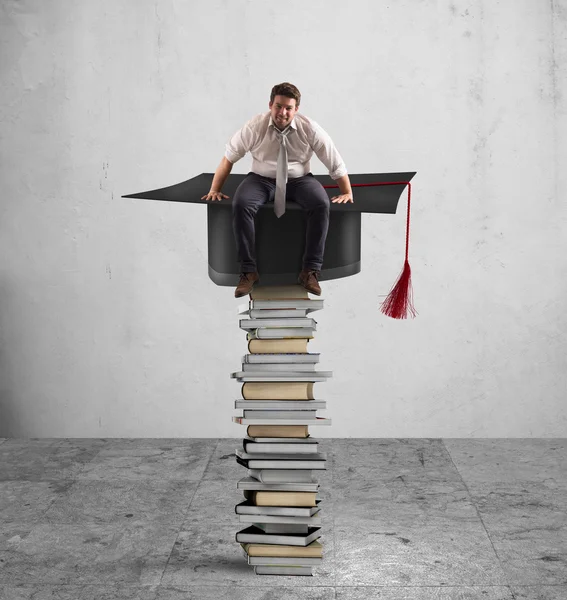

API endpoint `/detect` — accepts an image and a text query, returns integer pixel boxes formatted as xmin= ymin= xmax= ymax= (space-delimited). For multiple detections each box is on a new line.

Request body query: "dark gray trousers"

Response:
xmin=232 ymin=172 xmax=330 ymax=273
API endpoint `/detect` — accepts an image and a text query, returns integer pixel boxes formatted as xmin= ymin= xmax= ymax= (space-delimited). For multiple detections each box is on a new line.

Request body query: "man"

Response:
xmin=201 ymin=82 xmax=353 ymax=298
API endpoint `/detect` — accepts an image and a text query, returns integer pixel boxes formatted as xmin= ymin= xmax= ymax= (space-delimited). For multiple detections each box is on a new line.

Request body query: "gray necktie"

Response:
xmin=274 ymin=126 xmax=292 ymax=218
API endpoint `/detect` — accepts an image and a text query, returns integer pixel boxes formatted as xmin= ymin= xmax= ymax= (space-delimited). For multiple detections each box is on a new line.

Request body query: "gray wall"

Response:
xmin=1 ymin=0 xmax=566 ymax=437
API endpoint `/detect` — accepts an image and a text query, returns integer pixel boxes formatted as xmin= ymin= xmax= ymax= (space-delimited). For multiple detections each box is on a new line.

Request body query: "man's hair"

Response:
xmin=270 ymin=82 xmax=301 ymax=107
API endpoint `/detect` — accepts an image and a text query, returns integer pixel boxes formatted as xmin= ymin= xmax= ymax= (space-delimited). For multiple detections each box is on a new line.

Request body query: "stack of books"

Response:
xmin=231 ymin=284 xmax=332 ymax=576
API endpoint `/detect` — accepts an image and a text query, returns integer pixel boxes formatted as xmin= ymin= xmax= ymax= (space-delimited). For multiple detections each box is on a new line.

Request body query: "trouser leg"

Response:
xmin=286 ymin=173 xmax=330 ymax=271
xmin=232 ymin=172 xmax=274 ymax=272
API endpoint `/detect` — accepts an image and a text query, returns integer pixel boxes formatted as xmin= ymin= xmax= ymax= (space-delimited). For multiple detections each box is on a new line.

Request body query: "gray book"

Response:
xmin=235 ymin=500 xmax=321 ymax=517
xmin=236 ymin=401 xmax=326 ymax=411
xmin=238 ymin=513 xmax=322 ymax=526
xmin=243 ymin=410 xmax=318 ymax=420
xmin=244 ymin=308 xmax=309 ymax=318
xmin=242 ymin=548 xmax=322 ymax=567
xmin=243 ymin=353 xmax=320 ymax=364
xmin=254 ymin=565 xmax=313 ymax=575
xmin=255 ymin=523 xmax=309 ymax=534
xmin=236 ymin=525 xmax=322 ymax=546
xmin=242 ymin=362 xmax=316 ymax=372
xmin=248 ymin=468 xmax=315 ymax=482
xmin=247 ymin=327 xmax=315 ymax=339
xmin=244 ymin=439 xmax=320 ymax=454
xmin=236 ymin=449 xmax=326 ymax=461
xmin=245 ymin=436 xmax=318 ymax=444
xmin=233 ymin=416 xmax=332 ymax=426
xmin=247 ymin=299 xmax=324 ymax=310
xmin=231 ymin=372 xmax=331 ymax=381
xmin=240 ymin=317 xmax=317 ymax=329
xmin=237 ymin=476 xmax=319 ymax=493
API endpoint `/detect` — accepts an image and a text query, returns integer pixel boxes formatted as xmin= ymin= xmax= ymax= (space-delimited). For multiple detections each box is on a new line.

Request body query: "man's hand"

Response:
xmin=201 ymin=190 xmax=230 ymax=201
xmin=331 ymin=193 xmax=353 ymax=204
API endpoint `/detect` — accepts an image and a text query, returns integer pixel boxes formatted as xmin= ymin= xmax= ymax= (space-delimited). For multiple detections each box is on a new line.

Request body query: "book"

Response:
xmin=237 ymin=477 xmax=319 ymax=493
xmin=242 ymin=410 xmax=318 ymax=420
xmin=236 ymin=525 xmax=322 ymax=546
xmin=242 ymin=362 xmax=316 ymax=372
xmin=243 ymin=353 xmax=319 ymax=364
xmin=240 ymin=308 xmax=311 ymax=318
xmin=244 ymin=552 xmax=322 ymax=566
xmin=238 ymin=512 xmax=322 ymax=526
xmin=243 ymin=490 xmax=318 ymax=507
xmin=241 ymin=539 xmax=323 ymax=558
xmin=239 ymin=317 xmax=317 ymax=329
xmin=235 ymin=500 xmax=321 ymax=517
xmin=236 ymin=450 xmax=327 ymax=461
xmin=232 ymin=372 xmax=331 ymax=382
xmin=248 ymin=338 xmax=309 ymax=353
xmin=236 ymin=401 xmax=326 ymax=411
xmin=247 ymin=327 xmax=315 ymax=340
xmin=248 ymin=468 xmax=315 ymax=482
xmin=247 ymin=425 xmax=309 ymax=438
xmin=243 ymin=438 xmax=320 ymax=453
xmin=254 ymin=565 xmax=313 ymax=576
xmin=234 ymin=416 xmax=331 ymax=427
xmin=247 ymin=299 xmax=324 ymax=310
xmin=237 ymin=456 xmax=326 ymax=470
xmin=245 ymin=435 xmax=316 ymax=443
xmin=254 ymin=523 xmax=309 ymax=534
xmin=250 ymin=285 xmax=309 ymax=300
xmin=242 ymin=382 xmax=315 ymax=400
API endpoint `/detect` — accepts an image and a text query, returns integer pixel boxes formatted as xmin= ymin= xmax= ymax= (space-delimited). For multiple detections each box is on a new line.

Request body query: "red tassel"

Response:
xmin=380 ymin=259 xmax=416 ymax=319
xmin=380 ymin=180 xmax=416 ymax=319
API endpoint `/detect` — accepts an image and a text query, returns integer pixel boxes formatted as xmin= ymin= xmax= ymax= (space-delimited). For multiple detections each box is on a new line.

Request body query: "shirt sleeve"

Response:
xmin=224 ymin=119 xmax=257 ymax=164
xmin=309 ymin=121 xmax=348 ymax=180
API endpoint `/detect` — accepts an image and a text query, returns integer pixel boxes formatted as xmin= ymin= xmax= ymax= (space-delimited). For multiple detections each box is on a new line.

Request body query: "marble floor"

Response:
xmin=0 ymin=438 xmax=565 ymax=599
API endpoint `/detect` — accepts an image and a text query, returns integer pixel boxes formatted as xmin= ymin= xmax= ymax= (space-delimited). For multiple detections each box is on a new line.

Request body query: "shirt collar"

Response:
xmin=269 ymin=114 xmax=297 ymax=132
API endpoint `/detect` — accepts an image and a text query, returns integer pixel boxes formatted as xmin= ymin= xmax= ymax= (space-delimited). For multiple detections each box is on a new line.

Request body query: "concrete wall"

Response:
xmin=1 ymin=0 xmax=566 ymax=437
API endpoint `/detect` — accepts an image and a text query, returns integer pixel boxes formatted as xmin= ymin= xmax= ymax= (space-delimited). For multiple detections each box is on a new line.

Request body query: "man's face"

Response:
xmin=269 ymin=95 xmax=298 ymax=130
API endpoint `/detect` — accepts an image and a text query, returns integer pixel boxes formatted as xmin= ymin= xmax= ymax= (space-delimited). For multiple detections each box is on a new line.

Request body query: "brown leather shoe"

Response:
xmin=235 ymin=271 xmax=259 ymax=298
xmin=298 ymin=269 xmax=321 ymax=296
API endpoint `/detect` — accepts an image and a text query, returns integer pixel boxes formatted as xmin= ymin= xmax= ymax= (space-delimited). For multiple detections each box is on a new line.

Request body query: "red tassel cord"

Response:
xmin=323 ymin=180 xmax=417 ymax=319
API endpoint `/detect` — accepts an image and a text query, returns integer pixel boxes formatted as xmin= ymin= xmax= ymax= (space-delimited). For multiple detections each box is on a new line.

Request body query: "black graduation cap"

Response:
xmin=123 ymin=171 xmax=417 ymax=317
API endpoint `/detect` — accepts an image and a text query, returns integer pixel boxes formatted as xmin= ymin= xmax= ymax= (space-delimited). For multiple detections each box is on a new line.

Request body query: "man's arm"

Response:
xmin=331 ymin=174 xmax=354 ymax=204
xmin=201 ymin=157 xmax=233 ymax=201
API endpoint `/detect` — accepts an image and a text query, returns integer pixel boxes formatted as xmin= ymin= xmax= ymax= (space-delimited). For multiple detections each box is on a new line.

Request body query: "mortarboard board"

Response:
xmin=123 ymin=171 xmax=417 ymax=318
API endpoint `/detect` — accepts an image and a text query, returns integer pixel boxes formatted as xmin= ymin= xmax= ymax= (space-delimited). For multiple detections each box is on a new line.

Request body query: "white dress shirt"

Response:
xmin=224 ymin=112 xmax=347 ymax=180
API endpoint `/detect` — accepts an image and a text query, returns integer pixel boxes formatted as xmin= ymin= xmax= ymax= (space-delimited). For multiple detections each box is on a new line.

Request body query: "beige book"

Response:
xmin=247 ymin=424 xmax=309 ymax=438
xmin=242 ymin=540 xmax=322 ymax=558
xmin=248 ymin=338 xmax=309 ymax=354
xmin=242 ymin=382 xmax=314 ymax=400
xmin=245 ymin=490 xmax=317 ymax=507
xmin=250 ymin=285 xmax=309 ymax=300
